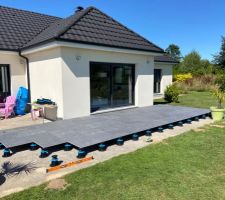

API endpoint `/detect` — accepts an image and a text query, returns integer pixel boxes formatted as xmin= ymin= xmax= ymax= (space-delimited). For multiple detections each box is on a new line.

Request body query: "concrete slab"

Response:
xmin=0 ymin=114 xmax=50 ymax=131
xmin=0 ymin=105 xmax=210 ymax=149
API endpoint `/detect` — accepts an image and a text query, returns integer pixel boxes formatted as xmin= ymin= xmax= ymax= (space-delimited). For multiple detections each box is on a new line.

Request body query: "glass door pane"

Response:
xmin=154 ymin=69 xmax=162 ymax=93
xmin=0 ymin=65 xmax=10 ymax=100
xmin=90 ymin=63 xmax=110 ymax=112
xmin=112 ymin=65 xmax=134 ymax=106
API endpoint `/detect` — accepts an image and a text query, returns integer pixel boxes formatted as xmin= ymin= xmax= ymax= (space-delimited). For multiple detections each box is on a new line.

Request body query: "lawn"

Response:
xmin=155 ymin=91 xmax=220 ymax=109
xmin=2 ymin=122 xmax=225 ymax=200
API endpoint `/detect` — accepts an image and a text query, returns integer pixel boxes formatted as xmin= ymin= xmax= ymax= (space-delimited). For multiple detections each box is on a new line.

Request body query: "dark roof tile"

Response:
xmin=154 ymin=55 xmax=179 ymax=64
xmin=24 ymin=7 xmax=164 ymax=53
xmin=0 ymin=5 xmax=61 ymax=50
xmin=0 ymin=6 xmax=164 ymax=53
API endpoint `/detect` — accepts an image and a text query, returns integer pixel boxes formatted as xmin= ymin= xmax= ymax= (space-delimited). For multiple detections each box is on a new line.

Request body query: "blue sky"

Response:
xmin=0 ymin=0 xmax=224 ymax=60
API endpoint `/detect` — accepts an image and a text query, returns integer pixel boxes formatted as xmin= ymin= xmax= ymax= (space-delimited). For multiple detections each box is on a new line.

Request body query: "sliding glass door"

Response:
xmin=90 ymin=62 xmax=135 ymax=112
xmin=0 ymin=65 xmax=10 ymax=100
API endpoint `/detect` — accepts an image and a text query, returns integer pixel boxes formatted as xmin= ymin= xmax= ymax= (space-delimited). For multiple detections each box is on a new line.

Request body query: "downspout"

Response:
xmin=19 ymin=51 xmax=31 ymax=103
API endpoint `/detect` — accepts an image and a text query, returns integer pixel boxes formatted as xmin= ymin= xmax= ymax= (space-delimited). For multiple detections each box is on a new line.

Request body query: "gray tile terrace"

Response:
xmin=0 ymin=105 xmax=210 ymax=149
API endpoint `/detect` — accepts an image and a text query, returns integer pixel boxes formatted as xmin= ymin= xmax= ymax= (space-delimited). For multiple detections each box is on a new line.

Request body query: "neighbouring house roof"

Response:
xmin=0 ymin=5 xmax=164 ymax=53
xmin=0 ymin=6 xmax=61 ymax=51
xmin=154 ymin=55 xmax=179 ymax=64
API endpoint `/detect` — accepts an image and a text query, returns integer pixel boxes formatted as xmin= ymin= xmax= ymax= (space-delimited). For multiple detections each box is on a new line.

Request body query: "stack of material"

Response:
xmin=44 ymin=104 xmax=58 ymax=121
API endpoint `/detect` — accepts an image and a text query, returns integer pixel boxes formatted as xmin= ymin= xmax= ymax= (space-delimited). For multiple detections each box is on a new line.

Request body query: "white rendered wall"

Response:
xmin=154 ymin=63 xmax=173 ymax=94
xmin=25 ymin=46 xmax=155 ymax=120
xmin=27 ymin=48 xmax=64 ymax=118
xmin=61 ymin=47 xmax=155 ymax=119
xmin=0 ymin=51 xmax=27 ymax=96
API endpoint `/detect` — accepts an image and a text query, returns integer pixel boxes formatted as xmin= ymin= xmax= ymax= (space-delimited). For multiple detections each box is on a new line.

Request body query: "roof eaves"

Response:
xmin=21 ymin=37 xmax=164 ymax=54
xmin=56 ymin=38 xmax=164 ymax=53
xmin=155 ymin=60 xmax=179 ymax=64
xmin=20 ymin=38 xmax=56 ymax=51
xmin=0 ymin=47 xmax=19 ymax=52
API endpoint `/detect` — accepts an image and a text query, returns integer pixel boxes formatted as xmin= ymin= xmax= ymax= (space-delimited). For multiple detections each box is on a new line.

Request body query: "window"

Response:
xmin=0 ymin=65 xmax=10 ymax=99
xmin=154 ymin=69 xmax=162 ymax=93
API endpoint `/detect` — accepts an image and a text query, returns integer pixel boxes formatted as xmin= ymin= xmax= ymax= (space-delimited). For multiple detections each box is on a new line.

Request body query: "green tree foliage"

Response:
xmin=177 ymin=50 xmax=212 ymax=75
xmin=201 ymin=59 xmax=213 ymax=74
xmin=181 ymin=50 xmax=201 ymax=73
xmin=165 ymin=44 xmax=181 ymax=62
xmin=213 ymin=36 xmax=225 ymax=70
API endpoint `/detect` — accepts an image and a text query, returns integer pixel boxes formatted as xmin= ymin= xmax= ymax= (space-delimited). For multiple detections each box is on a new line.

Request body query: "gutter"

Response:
xmin=19 ymin=51 xmax=31 ymax=103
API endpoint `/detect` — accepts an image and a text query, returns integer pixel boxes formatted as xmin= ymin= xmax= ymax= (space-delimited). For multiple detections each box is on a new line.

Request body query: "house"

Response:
xmin=0 ymin=5 xmax=178 ymax=119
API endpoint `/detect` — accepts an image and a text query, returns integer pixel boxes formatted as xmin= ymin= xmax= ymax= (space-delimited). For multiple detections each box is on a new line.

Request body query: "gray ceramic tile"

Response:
xmin=0 ymin=105 xmax=210 ymax=149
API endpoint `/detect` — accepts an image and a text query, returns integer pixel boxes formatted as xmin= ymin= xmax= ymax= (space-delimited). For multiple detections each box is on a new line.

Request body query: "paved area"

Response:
xmin=0 ymin=117 xmax=213 ymax=198
xmin=0 ymin=114 xmax=50 ymax=131
xmin=153 ymin=93 xmax=164 ymax=99
xmin=0 ymin=105 xmax=210 ymax=149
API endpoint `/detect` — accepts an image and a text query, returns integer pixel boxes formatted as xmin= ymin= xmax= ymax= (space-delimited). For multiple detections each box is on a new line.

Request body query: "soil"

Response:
xmin=46 ymin=178 xmax=69 ymax=190
xmin=194 ymin=128 xmax=206 ymax=132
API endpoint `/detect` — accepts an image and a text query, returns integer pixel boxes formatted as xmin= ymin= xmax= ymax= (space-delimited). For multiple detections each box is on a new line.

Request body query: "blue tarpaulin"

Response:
xmin=15 ymin=87 xmax=29 ymax=115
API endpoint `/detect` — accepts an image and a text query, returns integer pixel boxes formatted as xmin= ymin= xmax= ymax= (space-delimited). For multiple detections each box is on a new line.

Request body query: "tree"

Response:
xmin=181 ymin=50 xmax=201 ymax=74
xmin=200 ymin=59 xmax=213 ymax=74
xmin=165 ymin=44 xmax=181 ymax=62
xmin=180 ymin=50 xmax=212 ymax=75
xmin=213 ymin=36 xmax=225 ymax=70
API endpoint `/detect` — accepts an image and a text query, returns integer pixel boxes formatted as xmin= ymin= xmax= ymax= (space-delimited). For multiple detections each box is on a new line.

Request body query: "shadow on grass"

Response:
xmin=154 ymin=101 xmax=169 ymax=105
xmin=154 ymin=100 xmax=181 ymax=106
xmin=0 ymin=161 xmax=37 ymax=186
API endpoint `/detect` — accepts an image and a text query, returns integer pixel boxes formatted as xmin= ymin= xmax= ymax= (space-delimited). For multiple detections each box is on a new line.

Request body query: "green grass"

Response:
xmin=3 ymin=122 xmax=225 ymax=200
xmin=155 ymin=91 xmax=220 ymax=109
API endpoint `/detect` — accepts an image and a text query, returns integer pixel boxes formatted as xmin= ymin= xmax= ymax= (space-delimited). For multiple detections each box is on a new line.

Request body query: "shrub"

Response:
xmin=215 ymin=75 xmax=225 ymax=92
xmin=164 ymin=84 xmax=180 ymax=103
xmin=212 ymin=75 xmax=225 ymax=108
xmin=174 ymin=73 xmax=193 ymax=82
xmin=175 ymin=75 xmax=216 ymax=93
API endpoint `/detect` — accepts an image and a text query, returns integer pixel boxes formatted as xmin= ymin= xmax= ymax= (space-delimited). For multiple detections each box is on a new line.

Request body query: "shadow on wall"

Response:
xmin=0 ymin=161 xmax=37 ymax=186
xmin=62 ymin=49 xmax=154 ymax=78
xmin=63 ymin=53 xmax=89 ymax=78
